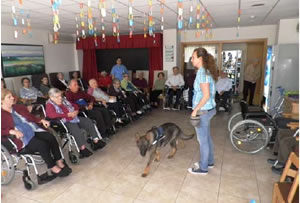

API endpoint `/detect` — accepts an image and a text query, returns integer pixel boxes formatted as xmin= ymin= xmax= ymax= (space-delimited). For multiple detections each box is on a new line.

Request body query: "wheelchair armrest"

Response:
xmin=45 ymin=118 xmax=69 ymax=133
xmin=244 ymin=112 xmax=269 ymax=119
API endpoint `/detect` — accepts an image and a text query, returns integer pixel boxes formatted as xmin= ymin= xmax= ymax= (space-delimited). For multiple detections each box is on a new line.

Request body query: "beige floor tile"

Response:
xmin=257 ymin=180 xmax=276 ymax=203
xmin=2 ymin=193 xmax=41 ymax=203
xmin=182 ymin=173 xmax=221 ymax=193
xmin=218 ymin=194 xmax=258 ymax=203
xmin=222 ymin=161 xmax=256 ymax=179
xmin=219 ymin=174 xmax=259 ymax=199
xmin=105 ymin=174 xmax=149 ymax=198
xmin=176 ymin=185 xmax=218 ymax=203
xmin=92 ymin=191 xmax=135 ymax=203
xmin=51 ymin=183 xmax=102 ymax=203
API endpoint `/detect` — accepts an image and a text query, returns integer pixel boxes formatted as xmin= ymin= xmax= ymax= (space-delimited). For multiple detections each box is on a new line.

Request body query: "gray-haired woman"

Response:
xmin=46 ymin=88 xmax=106 ymax=158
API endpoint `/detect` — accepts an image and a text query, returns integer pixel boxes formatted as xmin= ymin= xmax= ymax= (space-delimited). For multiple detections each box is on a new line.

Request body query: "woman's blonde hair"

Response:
xmin=1 ymin=88 xmax=12 ymax=101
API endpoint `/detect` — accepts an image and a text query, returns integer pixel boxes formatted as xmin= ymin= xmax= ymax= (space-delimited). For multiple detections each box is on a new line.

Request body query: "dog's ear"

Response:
xmin=146 ymin=132 xmax=152 ymax=141
xmin=135 ymin=133 xmax=140 ymax=141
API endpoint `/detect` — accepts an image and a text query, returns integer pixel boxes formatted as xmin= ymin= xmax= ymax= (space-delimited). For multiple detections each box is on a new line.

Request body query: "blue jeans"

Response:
xmin=194 ymin=108 xmax=216 ymax=171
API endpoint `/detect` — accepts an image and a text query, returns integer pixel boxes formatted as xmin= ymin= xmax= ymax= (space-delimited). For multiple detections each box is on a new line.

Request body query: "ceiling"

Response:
xmin=1 ymin=0 xmax=299 ymax=36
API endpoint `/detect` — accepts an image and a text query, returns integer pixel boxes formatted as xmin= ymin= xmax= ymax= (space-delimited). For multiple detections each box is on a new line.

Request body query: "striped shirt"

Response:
xmin=192 ymin=67 xmax=216 ymax=110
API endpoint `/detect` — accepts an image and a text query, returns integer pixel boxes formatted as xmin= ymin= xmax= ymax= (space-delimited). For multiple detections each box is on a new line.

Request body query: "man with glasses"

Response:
xmin=111 ymin=57 xmax=128 ymax=81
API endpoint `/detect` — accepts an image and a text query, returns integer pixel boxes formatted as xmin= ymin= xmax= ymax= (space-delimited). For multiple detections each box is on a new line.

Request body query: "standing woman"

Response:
xmin=189 ymin=48 xmax=218 ymax=175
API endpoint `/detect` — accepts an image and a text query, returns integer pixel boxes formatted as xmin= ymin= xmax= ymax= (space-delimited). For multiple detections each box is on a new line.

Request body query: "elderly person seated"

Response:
xmin=46 ymin=88 xmax=106 ymax=157
xmin=215 ymin=70 xmax=232 ymax=111
xmin=1 ymin=89 xmax=72 ymax=178
xmin=66 ymin=79 xmax=114 ymax=138
xmin=88 ymin=79 xmax=125 ymax=124
xmin=121 ymin=73 xmax=150 ymax=110
xmin=40 ymin=76 xmax=53 ymax=97
xmin=165 ymin=66 xmax=185 ymax=110
xmin=20 ymin=77 xmax=47 ymax=105
xmin=150 ymin=72 xmax=166 ymax=108
xmin=97 ymin=71 xmax=112 ymax=91
xmin=133 ymin=72 xmax=148 ymax=93
xmin=108 ymin=79 xmax=142 ymax=118
xmin=71 ymin=71 xmax=88 ymax=91
xmin=55 ymin=72 xmax=68 ymax=91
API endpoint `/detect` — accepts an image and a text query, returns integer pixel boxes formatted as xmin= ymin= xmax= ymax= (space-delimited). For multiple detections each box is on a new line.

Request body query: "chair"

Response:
xmin=31 ymin=73 xmax=49 ymax=90
xmin=272 ymin=152 xmax=299 ymax=203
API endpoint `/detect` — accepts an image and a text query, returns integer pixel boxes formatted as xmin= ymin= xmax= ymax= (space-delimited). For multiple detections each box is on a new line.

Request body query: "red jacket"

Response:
xmin=98 ymin=75 xmax=112 ymax=88
xmin=46 ymin=101 xmax=79 ymax=122
xmin=1 ymin=104 xmax=42 ymax=151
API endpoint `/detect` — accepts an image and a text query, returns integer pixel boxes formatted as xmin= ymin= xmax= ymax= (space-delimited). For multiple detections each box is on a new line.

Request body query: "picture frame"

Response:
xmin=1 ymin=44 xmax=45 ymax=78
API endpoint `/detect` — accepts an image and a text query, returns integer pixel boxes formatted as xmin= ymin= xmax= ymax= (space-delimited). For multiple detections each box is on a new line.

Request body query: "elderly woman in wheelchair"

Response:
xmin=1 ymin=89 xmax=72 ymax=188
xmin=46 ymin=88 xmax=106 ymax=159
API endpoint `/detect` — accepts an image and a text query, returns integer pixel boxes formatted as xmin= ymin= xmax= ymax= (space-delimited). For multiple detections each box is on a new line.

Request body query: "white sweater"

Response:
xmin=165 ymin=74 xmax=185 ymax=87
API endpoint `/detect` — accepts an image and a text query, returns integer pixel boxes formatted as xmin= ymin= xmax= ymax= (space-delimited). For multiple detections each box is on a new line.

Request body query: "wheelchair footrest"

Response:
xmin=37 ymin=172 xmax=56 ymax=185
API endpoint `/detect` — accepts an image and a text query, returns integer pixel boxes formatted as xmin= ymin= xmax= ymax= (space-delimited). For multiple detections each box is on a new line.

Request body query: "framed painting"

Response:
xmin=1 ymin=44 xmax=45 ymax=78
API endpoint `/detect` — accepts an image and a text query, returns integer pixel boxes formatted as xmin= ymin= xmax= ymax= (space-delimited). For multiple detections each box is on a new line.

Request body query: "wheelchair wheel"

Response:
xmin=230 ymin=119 xmax=269 ymax=154
xmin=228 ymin=112 xmax=243 ymax=132
xmin=1 ymin=146 xmax=15 ymax=185
xmin=23 ymin=170 xmax=36 ymax=190
xmin=69 ymin=152 xmax=79 ymax=164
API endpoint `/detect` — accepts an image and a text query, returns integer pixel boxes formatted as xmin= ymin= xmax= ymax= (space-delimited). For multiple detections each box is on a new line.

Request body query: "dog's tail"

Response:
xmin=179 ymin=132 xmax=195 ymax=140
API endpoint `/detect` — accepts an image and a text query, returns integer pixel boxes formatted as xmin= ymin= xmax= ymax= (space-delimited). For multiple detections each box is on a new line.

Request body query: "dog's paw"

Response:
xmin=167 ymin=155 xmax=174 ymax=159
xmin=141 ymin=173 xmax=148 ymax=178
xmin=154 ymin=158 xmax=160 ymax=162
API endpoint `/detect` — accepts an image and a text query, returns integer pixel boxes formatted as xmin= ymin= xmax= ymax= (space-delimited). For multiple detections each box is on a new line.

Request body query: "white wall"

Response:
xmin=277 ymin=18 xmax=299 ymax=44
xmin=1 ymin=25 xmax=78 ymax=73
xmin=181 ymin=25 xmax=278 ymax=45
xmin=163 ymin=29 xmax=178 ymax=75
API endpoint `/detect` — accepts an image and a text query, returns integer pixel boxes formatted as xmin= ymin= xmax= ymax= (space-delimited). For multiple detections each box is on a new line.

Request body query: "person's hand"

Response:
xmin=67 ymin=111 xmax=77 ymax=118
xmin=220 ymin=91 xmax=224 ymax=95
xmin=191 ymin=110 xmax=198 ymax=117
xmin=26 ymin=105 xmax=33 ymax=112
xmin=172 ymin=86 xmax=177 ymax=91
xmin=102 ymin=100 xmax=108 ymax=107
xmin=14 ymin=130 xmax=24 ymax=139
xmin=40 ymin=119 xmax=50 ymax=128
xmin=73 ymin=110 xmax=79 ymax=117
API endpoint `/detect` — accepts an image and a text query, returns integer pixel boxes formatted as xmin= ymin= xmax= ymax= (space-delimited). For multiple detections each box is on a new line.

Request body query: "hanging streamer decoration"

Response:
xmin=128 ymin=0 xmax=134 ymax=38
xmin=93 ymin=17 xmax=98 ymax=46
xmin=79 ymin=2 xmax=86 ymax=39
xmin=75 ymin=17 xmax=80 ymax=41
xmin=236 ymin=0 xmax=241 ymax=37
xmin=12 ymin=5 xmax=18 ymax=39
xmin=188 ymin=0 xmax=193 ymax=28
xmin=195 ymin=3 xmax=201 ymax=38
xmin=116 ymin=15 xmax=120 ymax=43
xmin=177 ymin=0 xmax=183 ymax=29
xmin=27 ymin=13 xmax=32 ymax=38
xmin=148 ymin=0 xmax=154 ymax=36
xmin=112 ymin=0 xmax=118 ymax=37
xmin=51 ymin=0 xmax=62 ymax=44
xmin=143 ymin=12 xmax=147 ymax=38
xmin=160 ymin=0 xmax=165 ymax=31
xmin=19 ymin=0 xmax=27 ymax=35
xmin=87 ymin=0 xmax=94 ymax=36
xmin=99 ymin=0 xmax=106 ymax=42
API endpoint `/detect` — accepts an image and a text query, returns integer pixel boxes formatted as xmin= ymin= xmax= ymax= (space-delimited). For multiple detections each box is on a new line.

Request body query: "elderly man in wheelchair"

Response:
xmin=164 ymin=66 xmax=185 ymax=110
xmin=1 ymin=89 xmax=72 ymax=189
xmin=215 ymin=70 xmax=233 ymax=112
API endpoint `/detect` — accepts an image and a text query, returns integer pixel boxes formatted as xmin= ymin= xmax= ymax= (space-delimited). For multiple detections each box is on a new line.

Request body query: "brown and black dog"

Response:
xmin=136 ymin=122 xmax=194 ymax=177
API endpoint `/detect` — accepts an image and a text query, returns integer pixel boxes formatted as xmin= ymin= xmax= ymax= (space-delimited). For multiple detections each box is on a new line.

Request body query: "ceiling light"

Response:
xmin=250 ymin=15 xmax=256 ymax=19
xmin=251 ymin=3 xmax=265 ymax=7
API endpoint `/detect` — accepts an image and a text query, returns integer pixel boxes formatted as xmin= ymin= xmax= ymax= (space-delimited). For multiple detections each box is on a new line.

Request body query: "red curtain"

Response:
xmin=77 ymin=34 xmax=163 ymax=85
xmin=82 ymin=50 xmax=98 ymax=81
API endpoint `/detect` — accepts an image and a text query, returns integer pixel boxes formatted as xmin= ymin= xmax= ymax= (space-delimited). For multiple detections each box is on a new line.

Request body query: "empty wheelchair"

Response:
xmin=163 ymin=85 xmax=185 ymax=110
xmin=1 ymin=136 xmax=64 ymax=190
xmin=228 ymin=86 xmax=286 ymax=132
xmin=229 ymin=100 xmax=278 ymax=154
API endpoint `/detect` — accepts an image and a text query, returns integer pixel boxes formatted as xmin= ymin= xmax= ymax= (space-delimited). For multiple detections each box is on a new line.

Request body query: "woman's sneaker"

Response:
xmin=187 ymin=167 xmax=208 ymax=175
xmin=194 ymin=162 xmax=214 ymax=169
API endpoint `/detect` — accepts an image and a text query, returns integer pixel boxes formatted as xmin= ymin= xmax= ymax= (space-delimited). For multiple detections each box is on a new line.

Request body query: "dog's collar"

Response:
xmin=152 ymin=127 xmax=164 ymax=145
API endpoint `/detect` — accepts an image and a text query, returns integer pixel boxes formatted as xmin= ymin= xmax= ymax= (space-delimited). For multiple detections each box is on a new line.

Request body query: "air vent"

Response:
xmin=251 ymin=3 xmax=265 ymax=7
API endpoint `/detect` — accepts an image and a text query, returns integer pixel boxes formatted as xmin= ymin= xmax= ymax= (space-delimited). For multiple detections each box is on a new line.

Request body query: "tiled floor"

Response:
xmin=2 ymin=108 xmax=280 ymax=203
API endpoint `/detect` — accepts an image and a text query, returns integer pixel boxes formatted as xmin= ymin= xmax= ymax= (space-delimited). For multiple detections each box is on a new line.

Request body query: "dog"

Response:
xmin=136 ymin=122 xmax=194 ymax=177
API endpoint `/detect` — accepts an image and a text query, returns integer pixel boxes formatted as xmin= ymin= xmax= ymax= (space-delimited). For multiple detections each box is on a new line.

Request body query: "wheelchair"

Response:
xmin=229 ymin=100 xmax=279 ymax=154
xmin=215 ymin=89 xmax=233 ymax=113
xmin=163 ymin=85 xmax=185 ymax=110
xmin=1 ymin=136 xmax=65 ymax=190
